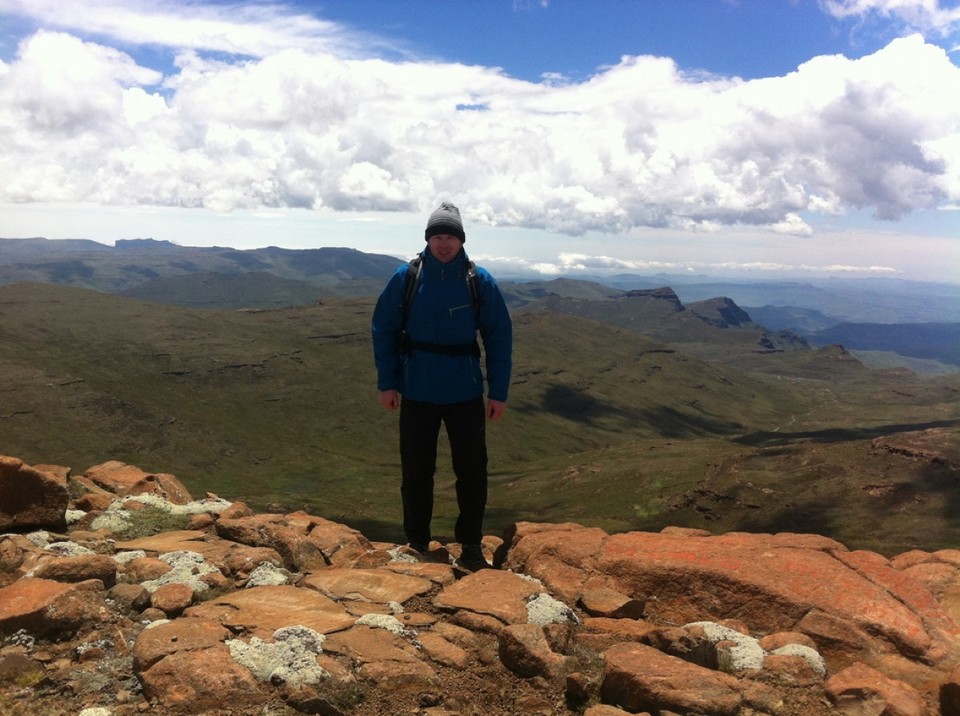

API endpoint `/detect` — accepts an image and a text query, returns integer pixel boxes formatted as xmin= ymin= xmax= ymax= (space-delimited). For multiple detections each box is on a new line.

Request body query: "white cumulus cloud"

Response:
xmin=0 ymin=3 xmax=957 ymax=240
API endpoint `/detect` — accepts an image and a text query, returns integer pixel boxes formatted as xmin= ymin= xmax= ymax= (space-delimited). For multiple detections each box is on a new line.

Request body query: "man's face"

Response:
xmin=427 ymin=234 xmax=463 ymax=263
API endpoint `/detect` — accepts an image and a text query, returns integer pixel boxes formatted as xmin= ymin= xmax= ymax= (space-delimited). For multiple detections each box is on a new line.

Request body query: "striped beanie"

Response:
xmin=425 ymin=202 xmax=466 ymax=242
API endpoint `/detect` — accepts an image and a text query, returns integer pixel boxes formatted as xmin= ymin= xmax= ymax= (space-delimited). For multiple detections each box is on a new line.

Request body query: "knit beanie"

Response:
xmin=424 ymin=202 xmax=466 ymax=242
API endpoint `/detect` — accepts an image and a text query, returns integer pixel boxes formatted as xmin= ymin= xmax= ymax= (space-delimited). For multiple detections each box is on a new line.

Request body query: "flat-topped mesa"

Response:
xmin=688 ymin=296 xmax=755 ymax=328
xmin=621 ymin=287 xmax=685 ymax=311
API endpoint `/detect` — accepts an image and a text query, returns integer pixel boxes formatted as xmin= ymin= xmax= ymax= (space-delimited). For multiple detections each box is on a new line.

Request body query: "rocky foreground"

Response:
xmin=2 ymin=455 xmax=960 ymax=715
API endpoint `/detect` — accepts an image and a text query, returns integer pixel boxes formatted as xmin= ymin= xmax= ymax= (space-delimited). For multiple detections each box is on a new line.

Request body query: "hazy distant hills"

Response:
xmin=607 ymin=274 xmax=960 ymax=325
xmin=2 ymin=236 xmax=958 ymax=369
xmin=0 ymin=237 xmax=400 ymax=298
xmin=502 ymin=277 xmax=958 ymax=369
xmin=808 ymin=322 xmax=960 ymax=365
xmin=503 ymin=283 xmax=809 ymax=366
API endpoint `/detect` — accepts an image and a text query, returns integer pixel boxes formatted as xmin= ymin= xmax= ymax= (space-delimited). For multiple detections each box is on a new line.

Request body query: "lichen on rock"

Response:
xmin=227 ymin=625 xmax=329 ymax=687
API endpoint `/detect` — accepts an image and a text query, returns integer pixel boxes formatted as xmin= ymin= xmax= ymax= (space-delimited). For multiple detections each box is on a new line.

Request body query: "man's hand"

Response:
xmin=379 ymin=389 xmax=400 ymax=411
xmin=486 ymin=399 xmax=507 ymax=421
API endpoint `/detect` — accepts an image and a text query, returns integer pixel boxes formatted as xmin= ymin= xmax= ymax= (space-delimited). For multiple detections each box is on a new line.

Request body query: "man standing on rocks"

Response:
xmin=372 ymin=202 xmax=513 ymax=571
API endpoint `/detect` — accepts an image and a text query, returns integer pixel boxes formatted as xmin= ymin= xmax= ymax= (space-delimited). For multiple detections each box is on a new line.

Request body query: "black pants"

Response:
xmin=399 ymin=396 xmax=488 ymax=546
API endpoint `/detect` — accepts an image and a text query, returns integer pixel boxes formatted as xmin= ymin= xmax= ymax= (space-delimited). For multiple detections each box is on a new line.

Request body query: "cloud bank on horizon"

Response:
xmin=0 ymin=0 xmax=958 ymax=280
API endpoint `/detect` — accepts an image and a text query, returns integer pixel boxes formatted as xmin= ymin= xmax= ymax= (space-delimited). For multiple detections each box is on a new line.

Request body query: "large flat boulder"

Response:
xmin=82 ymin=460 xmax=193 ymax=504
xmin=184 ymin=584 xmax=356 ymax=639
xmin=302 ymin=567 xmax=435 ymax=604
xmin=602 ymin=642 xmax=742 ymax=715
xmin=502 ymin=522 xmax=958 ymax=667
xmin=0 ymin=577 xmax=108 ymax=637
xmin=0 ymin=455 xmax=69 ymax=530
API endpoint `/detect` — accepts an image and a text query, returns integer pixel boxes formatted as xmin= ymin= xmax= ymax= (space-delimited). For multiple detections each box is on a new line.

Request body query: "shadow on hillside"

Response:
xmin=922 ymin=457 xmax=960 ymax=537
xmin=733 ymin=419 xmax=960 ymax=447
xmin=536 ymin=384 xmax=617 ymax=425
xmin=704 ymin=446 xmax=960 ymax=554
xmin=736 ymin=470 xmax=960 ymax=554
xmin=637 ymin=406 xmax=744 ymax=439
xmin=532 ymin=383 xmax=743 ymax=438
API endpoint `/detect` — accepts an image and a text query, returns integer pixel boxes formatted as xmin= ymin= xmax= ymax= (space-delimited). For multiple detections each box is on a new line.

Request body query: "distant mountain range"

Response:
xmin=0 ymin=237 xmax=400 ymax=301
xmin=2 ymin=236 xmax=957 ymax=368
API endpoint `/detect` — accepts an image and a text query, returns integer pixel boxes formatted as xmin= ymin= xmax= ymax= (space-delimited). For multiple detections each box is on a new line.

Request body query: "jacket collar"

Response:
xmin=421 ymin=247 xmax=468 ymax=273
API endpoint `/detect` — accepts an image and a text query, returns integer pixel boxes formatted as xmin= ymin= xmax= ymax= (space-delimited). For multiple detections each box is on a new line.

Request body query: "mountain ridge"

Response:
xmin=0 ymin=237 xmax=402 ymax=295
xmin=0 ymin=238 xmax=960 ymax=373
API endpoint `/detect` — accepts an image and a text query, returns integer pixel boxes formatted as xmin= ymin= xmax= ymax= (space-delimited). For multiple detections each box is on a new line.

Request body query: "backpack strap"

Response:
xmin=402 ymin=255 xmax=423 ymax=324
xmin=464 ymin=260 xmax=481 ymax=320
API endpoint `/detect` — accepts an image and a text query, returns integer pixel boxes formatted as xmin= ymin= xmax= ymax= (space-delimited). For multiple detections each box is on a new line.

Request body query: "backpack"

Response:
xmin=399 ymin=255 xmax=482 ymax=357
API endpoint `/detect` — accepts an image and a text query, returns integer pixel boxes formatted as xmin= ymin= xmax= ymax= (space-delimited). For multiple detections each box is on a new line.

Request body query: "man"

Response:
xmin=371 ymin=202 xmax=512 ymax=570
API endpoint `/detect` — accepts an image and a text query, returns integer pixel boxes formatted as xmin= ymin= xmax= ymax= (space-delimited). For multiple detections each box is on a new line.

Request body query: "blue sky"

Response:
xmin=1 ymin=0 xmax=958 ymax=283
xmin=317 ymin=0 xmax=882 ymax=81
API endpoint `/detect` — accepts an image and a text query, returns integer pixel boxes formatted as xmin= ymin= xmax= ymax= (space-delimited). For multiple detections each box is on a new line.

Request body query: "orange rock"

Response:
xmin=82 ymin=460 xmax=193 ymax=504
xmin=508 ymin=525 xmax=944 ymax=664
xmin=0 ymin=455 xmax=69 ymax=530
xmin=150 ymin=582 xmax=194 ymax=616
xmin=602 ymin=642 xmax=741 ymax=714
xmin=302 ymin=567 xmax=434 ymax=604
xmin=498 ymin=623 xmax=566 ymax=678
xmin=417 ymin=631 xmax=471 ymax=669
xmin=122 ymin=556 xmax=171 ymax=583
xmin=73 ymin=492 xmax=114 ymax=512
xmin=433 ymin=569 xmax=542 ymax=626
xmin=0 ymin=577 xmax=107 ymax=637
xmin=139 ymin=644 xmax=265 ymax=710
xmin=132 ymin=617 xmax=232 ymax=672
xmin=185 ymin=584 xmax=355 ymax=639
xmin=32 ymin=554 xmax=118 ymax=587
xmin=825 ymin=662 xmax=927 ymax=716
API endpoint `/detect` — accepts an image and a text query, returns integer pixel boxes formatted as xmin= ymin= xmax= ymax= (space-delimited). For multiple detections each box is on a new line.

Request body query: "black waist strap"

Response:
xmin=410 ymin=339 xmax=480 ymax=357
xmin=401 ymin=332 xmax=480 ymax=357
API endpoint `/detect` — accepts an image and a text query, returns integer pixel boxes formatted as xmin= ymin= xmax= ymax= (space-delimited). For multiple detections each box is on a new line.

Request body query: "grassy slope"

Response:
xmin=1 ymin=282 xmax=958 ymax=553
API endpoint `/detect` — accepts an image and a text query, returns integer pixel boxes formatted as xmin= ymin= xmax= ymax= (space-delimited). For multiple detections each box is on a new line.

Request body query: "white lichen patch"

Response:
xmin=228 ymin=626 xmax=328 ymax=687
xmin=387 ymin=546 xmax=420 ymax=564
xmin=355 ymin=613 xmax=415 ymax=637
xmin=526 ymin=592 xmax=579 ymax=626
xmin=88 ymin=494 xmax=233 ymax=534
xmin=516 ymin=572 xmax=544 ymax=587
xmin=685 ymin=621 xmax=766 ymax=672
xmin=45 ymin=540 xmax=95 ymax=557
xmin=245 ymin=562 xmax=293 ymax=587
xmin=121 ymin=493 xmax=233 ymax=515
xmin=141 ymin=550 xmax=221 ymax=593
xmin=25 ymin=531 xmax=51 ymax=548
xmin=90 ymin=507 xmax=133 ymax=533
xmin=113 ymin=550 xmax=147 ymax=565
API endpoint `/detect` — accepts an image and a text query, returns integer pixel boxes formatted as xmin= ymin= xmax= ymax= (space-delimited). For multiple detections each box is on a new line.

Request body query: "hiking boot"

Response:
xmin=455 ymin=544 xmax=490 ymax=571
xmin=396 ymin=542 xmax=430 ymax=562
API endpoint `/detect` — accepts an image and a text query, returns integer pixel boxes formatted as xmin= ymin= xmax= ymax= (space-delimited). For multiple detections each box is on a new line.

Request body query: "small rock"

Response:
xmin=150 ymin=582 xmax=194 ymax=616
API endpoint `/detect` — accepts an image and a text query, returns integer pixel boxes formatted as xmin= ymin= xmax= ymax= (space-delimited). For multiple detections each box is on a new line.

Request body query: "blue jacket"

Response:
xmin=372 ymin=248 xmax=512 ymax=404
